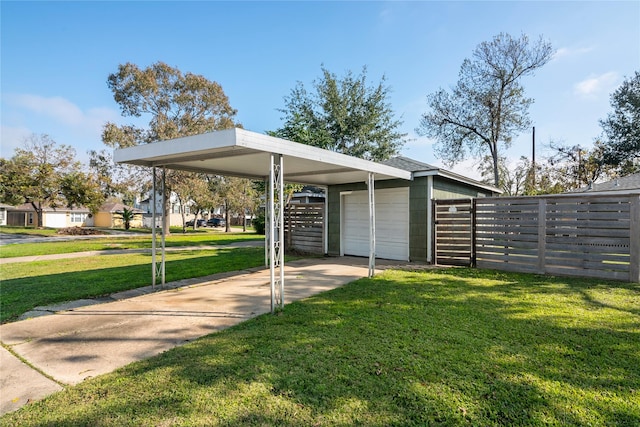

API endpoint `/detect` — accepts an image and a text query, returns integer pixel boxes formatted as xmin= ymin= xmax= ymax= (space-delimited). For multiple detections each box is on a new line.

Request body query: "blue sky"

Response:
xmin=2 ymin=1 xmax=639 ymax=178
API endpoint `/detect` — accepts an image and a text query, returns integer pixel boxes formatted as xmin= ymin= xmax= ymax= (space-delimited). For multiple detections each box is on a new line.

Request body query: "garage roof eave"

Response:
xmin=114 ymin=128 xmax=412 ymax=185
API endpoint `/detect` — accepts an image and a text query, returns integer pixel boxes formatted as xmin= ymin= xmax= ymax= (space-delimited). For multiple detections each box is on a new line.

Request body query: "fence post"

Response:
xmin=630 ymin=195 xmax=640 ymax=283
xmin=537 ymin=198 xmax=546 ymax=274
xmin=287 ymin=204 xmax=292 ymax=250
xmin=471 ymin=198 xmax=477 ymax=267
xmin=432 ymin=199 xmax=437 ymax=265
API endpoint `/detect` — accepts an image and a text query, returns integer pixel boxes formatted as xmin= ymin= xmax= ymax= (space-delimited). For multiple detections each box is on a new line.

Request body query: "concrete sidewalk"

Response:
xmin=0 ymin=256 xmax=377 ymax=415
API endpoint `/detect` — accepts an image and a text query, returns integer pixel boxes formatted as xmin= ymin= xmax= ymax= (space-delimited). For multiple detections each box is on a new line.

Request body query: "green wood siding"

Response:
xmin=433 ymin=177 xmax=493 ymax=199
xmin=409 ymin=177 xmax=429 ymax=262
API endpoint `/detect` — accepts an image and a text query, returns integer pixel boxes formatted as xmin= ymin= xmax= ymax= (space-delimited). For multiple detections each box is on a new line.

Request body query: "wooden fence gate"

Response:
xmin=433 ymin=199 xmax=474 ymax=266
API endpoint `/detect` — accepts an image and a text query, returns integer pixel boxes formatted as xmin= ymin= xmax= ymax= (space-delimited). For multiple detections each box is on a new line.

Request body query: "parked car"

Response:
xmin=186 ymin=219 xmax=206 ymax=227
xmin=206 ymin=217 xmax=226 ymax=227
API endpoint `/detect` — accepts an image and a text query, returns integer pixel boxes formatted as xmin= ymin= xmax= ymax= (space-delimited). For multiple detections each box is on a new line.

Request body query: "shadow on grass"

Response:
xmin=3 ymin=268 xmax=639 ymax=426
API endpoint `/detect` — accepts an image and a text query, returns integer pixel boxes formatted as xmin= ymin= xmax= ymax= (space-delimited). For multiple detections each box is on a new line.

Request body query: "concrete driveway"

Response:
xmin=0 ymin=257 xmax=381 ymax=415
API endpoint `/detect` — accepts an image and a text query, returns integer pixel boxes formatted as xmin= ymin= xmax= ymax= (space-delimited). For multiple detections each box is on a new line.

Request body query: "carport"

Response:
xmin=114 ymin=128 xmax=411 ymax=312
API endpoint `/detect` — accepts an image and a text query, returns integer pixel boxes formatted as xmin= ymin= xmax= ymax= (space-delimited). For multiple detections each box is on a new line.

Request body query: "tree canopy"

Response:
xmin=271 ymin=66 xmax=406 ymax=162
xmin=103 ymin=61 xmax=239 ymax=147
xmin=0 ymin=134 xmax=104 ymax=225
xmin=599 ymin=71 xmax=640 ymax=176
xmin=103 ymin=61 xmax=241 ymax=232
xmin=417 ymin=33 xmax=554 ymax=186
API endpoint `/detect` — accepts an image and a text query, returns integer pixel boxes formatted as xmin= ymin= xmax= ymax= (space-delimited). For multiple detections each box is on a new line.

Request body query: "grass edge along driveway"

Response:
xmin=0 ymin=230 xmax=263 ymax=258
xmin=0 ymin=245 xmax=265 ymax=323
xmin=2 ymin=268 xmax=638 ymax=426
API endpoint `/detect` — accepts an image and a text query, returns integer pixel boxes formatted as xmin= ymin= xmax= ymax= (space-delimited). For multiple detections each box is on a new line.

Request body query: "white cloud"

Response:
xmin=553 ymin=45 xmax=595 ymax=61
xmin=440 ymin=158 xmax=484 ymax=181
xmin=0 ymin=125 xmax=32 ymax=156
xmin=379 ymin=7 xmax=392 ymax=20
xmin=11 ymin=94 xmax=84 ymax=125
xmin=6 ymin=94 xmax=119 ymax=135
xmin=2 ymin=94 xmax=123 ymax=162
xmin=574 ymin=72 xmax=618 ymax=97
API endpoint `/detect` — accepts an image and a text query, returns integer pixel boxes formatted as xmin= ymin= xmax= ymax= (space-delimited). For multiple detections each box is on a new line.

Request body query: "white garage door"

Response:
xmin=341 ymin=187 xmax=409 ymax=261
xmin=44 ymin=212 xmax=68 ymax=228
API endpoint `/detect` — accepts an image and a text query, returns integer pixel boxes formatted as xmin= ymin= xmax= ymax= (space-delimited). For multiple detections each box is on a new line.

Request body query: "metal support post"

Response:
xmin=152 ymin=167 xmax=157 ymax=289
xmin=151 ymin=166 xmax=166 ymax=290
xmin=368 ymin=172 xmax=376 ymax=277
xmin=160 ymin=167 xmax=166 ymax=287
xmin=264 ymin=178 xmax=269 ymax=268
xmin=269 ymin=153 xmax=285 ymax=313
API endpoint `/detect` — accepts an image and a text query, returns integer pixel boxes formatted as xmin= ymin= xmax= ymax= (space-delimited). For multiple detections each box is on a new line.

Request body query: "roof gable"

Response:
xmin=13 ymin=203 xmax=90 ymax=213
xmin=576 ymin=173 xmax=640 ymax=193
xmin=99 ymin=202 xmax=143 ymax=213
xmin=381 ymin=156 xmax=438 ymax=172
xmin=382 ymin=156 xmax=502 ymax=194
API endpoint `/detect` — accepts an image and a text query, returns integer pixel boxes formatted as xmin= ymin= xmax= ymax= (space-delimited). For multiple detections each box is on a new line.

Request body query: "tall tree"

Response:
xmin=271 ymin=66 xmax=406 ymax=161
xmin=0 ymin=134 xmax=104 ymax=225
xmin=60 ymin=171 xmax=105 ymax=214
xmin=171 ymin=171 xmax=216 ymax=232
xmin=545 ymin=141 xmax=611 ymax=191
xmin=102 ymin=61 xmax=240 ymax=233
xmin=599 ymin=71 xmax=640 ymax=176
xmin=417 ymin=33 xmax=554 ymax=186
xmin=208 ymin=176 xmax=256 ymax=232
xmin=478 ymin=156 xmax=530 ymax=196
xmin=228 ymin=177 xmax=257 ymax=232
xmin=88 ymin=149 xmax=141 ymax=205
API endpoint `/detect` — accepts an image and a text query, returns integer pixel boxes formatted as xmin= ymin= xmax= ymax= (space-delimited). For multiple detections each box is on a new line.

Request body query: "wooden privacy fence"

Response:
xmin=284 ymin=203 xmax=325 ymax=255
xmin=474 ymin=194 xmax=640 ymax=282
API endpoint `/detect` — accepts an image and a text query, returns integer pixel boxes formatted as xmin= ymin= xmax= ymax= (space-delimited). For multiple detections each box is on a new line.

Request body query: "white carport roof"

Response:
xmin=113 ymin=128 xmax=412 ymax=185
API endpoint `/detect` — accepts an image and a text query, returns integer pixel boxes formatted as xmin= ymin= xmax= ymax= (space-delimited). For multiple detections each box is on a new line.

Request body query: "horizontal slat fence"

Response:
xmin=284 ymin=203 xmax=325 ymax=255
xmin=475 ymin=195 xmax=640 ymax=282
xmin=475 ymin=197 xmax=540 ymax=273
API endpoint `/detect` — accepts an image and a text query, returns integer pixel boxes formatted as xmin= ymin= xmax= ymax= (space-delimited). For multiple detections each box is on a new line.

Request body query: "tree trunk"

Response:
xmin=242 ymin=208 xmax=246 ymax=232
xmin=491 ymin=143 xmax=500 ymax=187
xmin=31 ymin=201 xmax=43 ymax=228
xmin=163 ymin=191 xmax=171 ymax=236
xmin=224 ymin=200 xmax=231 ymax=233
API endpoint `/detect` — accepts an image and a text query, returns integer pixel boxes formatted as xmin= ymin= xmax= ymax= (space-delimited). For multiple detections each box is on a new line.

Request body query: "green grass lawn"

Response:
xmin=0 ymin=226 xmax=59 ymax=236
xmin=0 ymin=246 xmax=265 ymax=323
xmin=2 ymin=268 xmax=638 ymax=426
xmin=0 ymin=231 xmax=263 ymax=258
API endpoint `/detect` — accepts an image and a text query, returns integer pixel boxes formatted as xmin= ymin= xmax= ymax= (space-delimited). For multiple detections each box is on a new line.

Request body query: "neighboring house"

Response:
xmin=0 ymin=203 xmax=15 ymax=226
xmin=290 ymin=185 xmax=326 ymax=204
xmin=571 ymin=172 xmax=640 ymax=195
xmin=137 ymin=191 xmax=181 ymax=214
xmin=326 ymin=156 xmax=501 ymax=263
xmin=137 ymin=192 xmax=213 ymax=227
xmin=9 ymin=203 xmax=91 ymax=228
xmin=93 ymin=202 xmax=144 ymax=229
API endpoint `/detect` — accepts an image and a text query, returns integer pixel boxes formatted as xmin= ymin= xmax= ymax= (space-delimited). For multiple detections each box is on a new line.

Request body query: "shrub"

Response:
xmin=253 ymin=210 xmax=265 ymax=235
